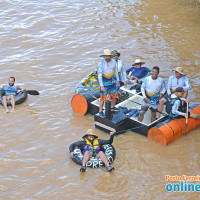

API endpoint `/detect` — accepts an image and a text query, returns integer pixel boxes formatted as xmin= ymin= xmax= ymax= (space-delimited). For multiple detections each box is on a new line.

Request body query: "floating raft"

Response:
xmin=71 ymin=72 xmax=200 ymax=146
xmin=94 ymin=94 xmax=200 ymax=145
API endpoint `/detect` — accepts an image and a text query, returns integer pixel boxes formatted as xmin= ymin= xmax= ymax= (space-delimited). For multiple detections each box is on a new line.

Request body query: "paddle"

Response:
xmin=185 ymin=101 xmax=189 ymax=135
xmin=25 ymin=90 xmax=39 ymax=95
xmin=3 ymin=90 xmax=39 ymax=95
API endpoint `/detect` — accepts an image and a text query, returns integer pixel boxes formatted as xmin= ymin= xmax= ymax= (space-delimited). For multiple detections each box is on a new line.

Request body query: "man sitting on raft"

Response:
xmin=157 ymin=67 xmax=192 ymax=118
xmin=0 ymin=76 xmax=26 ymax=113
xmin=165 ymin=87 xmax=200 ymax=119
xmin=69 ymin=129 xmax=115 ymax=172
xmin=126 ymin=59 xmax=151 ymax=83
xmin=138 ymin=66 xmax=166 ymax=122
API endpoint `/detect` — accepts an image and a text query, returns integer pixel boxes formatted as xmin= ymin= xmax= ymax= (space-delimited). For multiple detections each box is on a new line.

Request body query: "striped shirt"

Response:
xmin=97 ymin=58 xmax=119 ymax=87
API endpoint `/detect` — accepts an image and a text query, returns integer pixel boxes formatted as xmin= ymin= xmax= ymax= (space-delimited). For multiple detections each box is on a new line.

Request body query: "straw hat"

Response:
xmin=100 ymin=49 xmax=112 ymax=57
xmin=82 ymin=129 xmax=98 ymax=139
xmin=132 ymin=59 xmax=145 ymax=66
xmin=173 ymin=67 xmax=186 ymax=76
xmin=111 ymin=50 xmax=120 ymax=58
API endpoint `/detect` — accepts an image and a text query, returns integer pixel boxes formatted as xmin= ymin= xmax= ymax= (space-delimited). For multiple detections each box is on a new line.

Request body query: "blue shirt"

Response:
xmin=126 ymin=67 xmax=150 ymax=79
xmin=3 ymin=84 xmax=20 ymax=96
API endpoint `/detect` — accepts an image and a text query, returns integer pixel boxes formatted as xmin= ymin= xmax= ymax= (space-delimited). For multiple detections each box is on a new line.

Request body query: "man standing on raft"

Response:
xmin=111 ymin=50 xmax=127 ymax=89
xmin=98 ymin=49 xmax=119 ymax=118
xmin=0 ymin=76 xmax=26 ymax=113
xmin=69 ymin=129 xmax=115 ymax=172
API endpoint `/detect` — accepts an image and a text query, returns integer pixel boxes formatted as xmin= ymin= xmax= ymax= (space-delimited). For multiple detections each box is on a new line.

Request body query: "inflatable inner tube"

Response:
xmin=71 ymin=144 xmax=116 ymax=168
xmin=0 ymin=90 xmax=28 ymax=106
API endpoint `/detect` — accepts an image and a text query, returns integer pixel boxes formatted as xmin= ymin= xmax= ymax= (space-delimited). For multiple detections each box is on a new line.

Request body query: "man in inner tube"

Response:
xmin=0 ymin=76 xmax=26 ymax=113
xmin=165 ymin=87 xmax=200 ymax=119
xmin=69 ymin=129 xmax=115 ymax=172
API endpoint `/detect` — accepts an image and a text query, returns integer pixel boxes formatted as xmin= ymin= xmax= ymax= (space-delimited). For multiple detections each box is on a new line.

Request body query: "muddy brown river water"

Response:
xmin=0 ymin=0 xmax=200 ymax=199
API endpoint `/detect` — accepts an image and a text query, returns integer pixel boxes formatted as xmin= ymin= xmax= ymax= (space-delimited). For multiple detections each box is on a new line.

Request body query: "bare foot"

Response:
xmin=10 ymin=109 xmax=15 ymax=113
xmin=5 ymin=109 xmax=10 ymax=113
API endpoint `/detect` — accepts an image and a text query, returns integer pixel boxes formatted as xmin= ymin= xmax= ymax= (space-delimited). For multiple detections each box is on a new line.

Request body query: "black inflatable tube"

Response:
xmin=0 ymin=89 xmax=28 ymax=106
xmin=71 ymin=144 xmax=116 ymax=168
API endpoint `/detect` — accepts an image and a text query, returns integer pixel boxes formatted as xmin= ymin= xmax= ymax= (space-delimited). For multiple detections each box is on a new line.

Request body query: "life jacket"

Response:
xmin=165 ymin=95 xmax=182 ymax=114
xmin=82 ymin=138 xmax=100 ymax=157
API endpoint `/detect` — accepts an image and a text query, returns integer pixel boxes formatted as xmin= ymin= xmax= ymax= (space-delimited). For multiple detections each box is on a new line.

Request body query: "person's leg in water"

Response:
xmin=80 ymin=151 xmax=92 ymax=172
xmin=2 ymin=96 xmax=9 ymax=113
xmin=97 ymin=151 xmax=115 ymax=172
xmin=10 ymin=95 xmax=15 ymax=112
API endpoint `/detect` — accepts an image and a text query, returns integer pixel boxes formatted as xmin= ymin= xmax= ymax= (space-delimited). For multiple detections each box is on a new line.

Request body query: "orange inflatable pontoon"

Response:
xmin=148 ymin=105 xmax=200 ymax=145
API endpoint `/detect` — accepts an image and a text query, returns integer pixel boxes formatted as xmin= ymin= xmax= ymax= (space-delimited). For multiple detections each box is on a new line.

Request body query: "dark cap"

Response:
xmin=111 ymin=50 xmax=120 ymax=58
xmin=175 ymin=87 xmax=185 ymax=93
